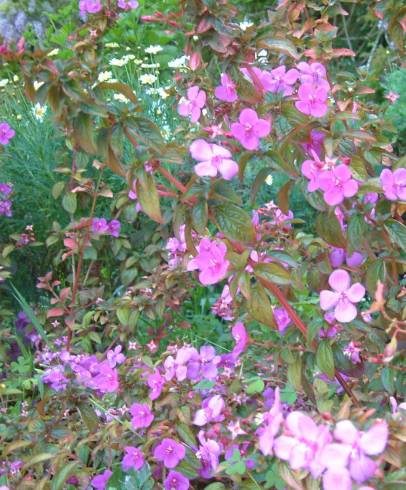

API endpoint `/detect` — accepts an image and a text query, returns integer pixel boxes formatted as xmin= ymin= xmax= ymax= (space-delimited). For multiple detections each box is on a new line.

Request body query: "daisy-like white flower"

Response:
xmin=145 ymin=45 xmax=163 ymax=55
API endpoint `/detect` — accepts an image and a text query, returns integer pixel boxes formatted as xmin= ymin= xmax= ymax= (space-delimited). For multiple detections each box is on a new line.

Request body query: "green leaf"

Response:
xmin=213 ymin=203 xmax=255 ymax=243
xmin=246 ymin=378 xmax=265 ymax=394
xmin=176 ymin=423 xmax=197 ymax=447
xmin=365 ymin=259 xmax=387 ymax=296
xmin=51 ymin=462 xmax=80 ymax=490
xmin=287 ymin=355 xmax=302 ymax=391
xmin=77 ymin=403 xmax=99 ymax=432
xmin=96 ymin=81 xmax=138 ymax=104
xmin=127 ymin=116 xmax=164 ymax=153
xmin=257 ymin=38 xmax=299 ymax=60
xmin=254 ymin=262 xmax=291 ymax=286
xmin=385 ymin=219 xmax=406 ymax=253
xmin=381 ymin=367 xmax=395 ymax=394
xmin=62 ymin=192 xmax=77 ymax=214
xmin=347 ymin=214 xmax=368 ymax=254
xmin=136 ymin=169 xmax=163 ymax=223
xmin=204 ymin=484 xmax=226 ymax=490
xmin=316 ymin=213 xmax=346 ymax=248
xmin=316 ymin=341 xmax=335 ymax=379
xmin=72 ymin=113 xmax=97 ymax=154
xmin=191 ymin=199 xmax=208 ymax=234
xmin=247 ymin=282 xmax=275 ymax=328
xmin=23 ymin=452 xmax=55 ymax=469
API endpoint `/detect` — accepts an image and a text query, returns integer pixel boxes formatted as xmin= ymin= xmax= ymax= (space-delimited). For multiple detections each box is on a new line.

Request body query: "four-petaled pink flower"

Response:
xmin=106 ymin=345 xmax=125 ymax=367
xmin=118 ymin=0 xmax=139 ymax=10
xmin=318 ymin=164 xmax=359 ymax=206
xmin=274 ymin=411 xmax=332 ymax=478
xmin=215 ymin=73 xmax=238 ymax=102
xmin=79 ymin=0 xmax=102 ymax=15
xmin=297 ymin=62 xmax=330 ymax=91
xmin=266 ymin=65 xmax=299 ymax=96
xmin=295 ymin=83 xmax=329 ymax=118
xmin=190 ymin=139 xmax=238 ymax=180
xmin=231 ymin=108 xmax=271 ymax=150
xmin=147 ymin=371 xmax=165 ymax=400
xmin=121 ymin=446 xmax=144 ymax=471
xmin=320 ymin=420 xmax=388 ymax=489
xmin=380 ymin=168 xmax=406 ymax=201
xmin=0 ymin=122 xmax=15 ymax=145
xmin=129 ymin=402 xmax=154 ymax=429
xmin=187 ymin=237 xmax=230 ymax=285
xmin=154 ymin=438 xmax=186 ymax=468
xmin=91 ymin=469 xmax=112 ymax=490
xmin=320 ymin=269 xmax=365 ymax=323
xmin=194 ymin=395 xmax=225 ymax=426
xmin=178 ymin=86 xmax=206 ymax=123
xmin=164 ymin=471 xmax=190 ymax=490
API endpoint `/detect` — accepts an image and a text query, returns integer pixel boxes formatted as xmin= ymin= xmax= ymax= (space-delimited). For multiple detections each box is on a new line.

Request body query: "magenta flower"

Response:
xmin=194 ymin=395 xmax=225 ymax=426
xmin=231 ymin=321 xmax=248 ymax=358
xmin=266 ymin=65 xmax=299 ymax=96
xmin=329 ymin=248 xmax=365 ymax=268
xmin=163 ymin=347 xmax=199 ymax=382
xmin=129 ymin=402 xmax=154 ymax=429
xmin=147 ymin=371 xmax=165 ymax=400
xmin=215 ymin=73 xmax=238 ymax=102
xmin=380 ymin=168 xmax=406 ymax=201
xmin=301 ymin=153 xmax=336 ymax=192
xmin=240 ymin=66 xmax=272 ymax=92
xmin=106 ymin=345 xmax=125 ymax=367
xmin=301 ymin=129 xmax=325 ymax=157
xmin=91 ymin=469 xmax=112 ymax=490
xmin=274 ymin=307 xmax=291 ymax=335
xmin=108 ymin=220 xmax=121 ymax=237
xmin=164 ymin=471 xmax=190 ymax=490
xmin=211 ymin=284 xmax=234 ymax=320
xmin=92 ymin=218 xmax=109 ymax=234
xmin=0 ymin=122 xmax=15 ymax=145
xmin=0 ymin=200 xmax=12 ymax=217
xmin=297 ymin=62 xmax=330 ymax=90
xmin=0 ymin=183 xmax=12 ymax=196
xmin=122 ymin=446 xmax=144 ymax=471
xmin=187 ymin=238 xmax=230 ymax=286
xmin=79 ymin=0 xmax=102 ymax=15
xmin=118 ymin=0 xmax=139 ymax=10
xmin=295 ymin=83 xmax=329 ymax=118
xmin=128 ymin=180 xmax=142 ymax=212
xmin=320 ymin=420 xmax=388 ymax=487
xmin=42 ymin=366 xmax=69 ymax=392
xmin=231 ymin=108 xmax=271 ymax=150
xmin=257 ymin=387 xmax=283 ymax=456
xmin=320 ymin=269 xmax=365 ymax=323
xmin=154 ymin=438 xmax=186 ymax=468
xmin=318 ymin=164 xmax=359 ymax=206
xmin=196 ymin=430 xmax=222 ymax=478
xmin=190 ymin=139 xmax=238 ymax=180
xmin=274 ymin=412 xmax=332 ymax=478
xmin=178 ymin=86 xmax=206 ymax=123
xmin=199 ymin=345 xmax=221 ymax=380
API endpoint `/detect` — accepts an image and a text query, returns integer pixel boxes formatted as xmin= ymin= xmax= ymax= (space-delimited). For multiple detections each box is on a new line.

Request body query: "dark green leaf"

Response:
xmin=316 ymin=213 xmax=346 ymax=248
xmin=212 ymin=203 xmax=255 ymax=243
xmin=254 ymin=262 xmax=291 ymax=285
xmin=316 ymin=341 xmax=335 ymax=379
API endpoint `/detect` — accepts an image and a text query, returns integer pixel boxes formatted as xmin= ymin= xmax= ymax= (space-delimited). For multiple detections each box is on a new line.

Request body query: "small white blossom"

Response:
xmin=240 ymin=21 xmax=254 ymax=31
xmin=106 ymin=42 xmax=120 ymax=48
xmin=113 ymin=93 xmax=130 ymax=103
xmin=168 ymin=55 xmax=189 ymax=69
xmin=32 ymin=103 xmax=47 ymax=121
xmin=98 ymin=70 xmax=113 ymax=82
xmin=48 ymin=48 xmax=60 ymax=56
xmin=33 ymin=81 xmax=44 ymax=91
xmin=139 ymin=73 xmax=157 ymax=85
xmin=0 ymin=79 xmax=9 ymax=88
xmin=265 ymin=175 xmax=273 ymax=186
xmin=145 ymin=45 xmax=163 ymax=55
xmin=109 ymin=57 xmax=128 ymax=67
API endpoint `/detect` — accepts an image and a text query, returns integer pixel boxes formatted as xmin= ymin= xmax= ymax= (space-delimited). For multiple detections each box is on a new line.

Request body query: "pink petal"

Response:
xmin=349 ymin=454 xmax=377 ymax=483
xmin=310 ymin=102 xmax=328 ymax=118
xmin=211 ymin=143 xmax=232 ymax=159
xmin=320 ymin=290 xmax=340 ymax=311
xmin=320 ymin=443 xmax=351 ymax=469
xmin=346 ymin=283 xmax=365 ymax=303
xmin=218 ymin=159 xmax=239 ymax=180
xmin=273 ymin=435 xmax=296 ymax=460
xmin=334 ymin=298 xmax=357 ymax=323
xmin=231 ymin=122 xmax=246 ymax=142
xmin=187 ymin=85 xmax=200 ymax=100
xmin=194 ymin=161 xmax=217 ymax=178
xmin=254 ymin=118 xmax=271 ymax=137
xmin=323 ymin=469 xmax=352 ymax=490
xmin=239 ymin=108 xmax=258 ymax=125
xmin=328 ymin=269 xmax=351 ymax=292
xmin=190 ymin=139 xmax=212 ymax=161
xmin=178 ymin=101 xmax=191 ymax=117
xmin=360 ymin=421 xmax=388 ymax=455
xmin=343 ymin=179 xmax=358 ymax=198
xmin=190 ymin=106 xmax=201 ymax=123
xmin=289 ymin=443 xmax=310 ymax=469
xmin=334 ymin=164 xmax=352 ymax=182
xmin=240 ymin=134 xmax=260 ymax=151
xmin=295 ymin=100 xmax=310 ymax=115
xmin=334 ymin=420 xmax=359 ymax=444
xmin=195 ymin=89 xmax=206 ymax=108
xmin=285 ymin=68 xmax=299 ymax=84
xmin=324 ymin=187 xmax=344 ymax=206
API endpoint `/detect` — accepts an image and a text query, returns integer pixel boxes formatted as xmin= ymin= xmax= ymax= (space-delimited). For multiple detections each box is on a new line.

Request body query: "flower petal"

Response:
xmin=346 ymin=283 xmax=365 ymax=303
xmin=328 ymin=269 xmax=351 ymax=292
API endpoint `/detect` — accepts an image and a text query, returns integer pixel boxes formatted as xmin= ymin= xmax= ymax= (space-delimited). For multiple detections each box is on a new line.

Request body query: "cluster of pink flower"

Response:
xmin=165 ymin=224 xmax=187 ymax=268
xmin=257 ymin=388 xmax=388 ymax=490
xmin=92 ymin=218 xmax=121 ymax=237
xmin=0 ymin=122 xmax=15 ymax=146
xmin=79 ymin=0 xmax=138 ymax=15
xmin=0 ymin=183 xmax=13 ymax=217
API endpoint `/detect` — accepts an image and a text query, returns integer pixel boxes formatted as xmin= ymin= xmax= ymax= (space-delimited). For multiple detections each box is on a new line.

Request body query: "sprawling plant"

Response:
xmin=0 ymin=0 xmax=405 ymax=489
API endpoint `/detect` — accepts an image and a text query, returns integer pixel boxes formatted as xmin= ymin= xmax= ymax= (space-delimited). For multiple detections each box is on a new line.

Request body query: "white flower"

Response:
xmin=33 ymin=81 xmax=44 ymax=91
xmin=98 ymin=71 xmax=113 ymax=82
xmin=13 ymin=75 xmax=19 ymax=82
xmin=133 ymin=59 xmax=143 ymax=65
xmin=168 ymin=55 xmax=189 ymax=69
xmin=48 ymin=48 xmax=60 ymax=56
xmin=239 ymin=21 xmax=254 ymax=31
xmin=109 ymin=57 xmax=128 ymax=67
xmin=32 ymin=103 xmax=47 ymax=121
xmin=157 ymin=87 xmax=170 ymax=99
xmin=256 ymin=49 xmax=268 ymax=64
xmin=0 ymin=79 xmax=9 ymax=88
xmin=141 ymin=63 xmax=160 ymax=69
xmin=265 ymin=175 xmax=273 ymax=186
xmin=105 ymin=42 xmax=119 ymax=48
xmin=145 ymin=45 xmax=163 ymax=55
xmin=139 ymin=74 xmax=157 ymax=85
xmin=113 ymin=93 xmax=130 ymax=103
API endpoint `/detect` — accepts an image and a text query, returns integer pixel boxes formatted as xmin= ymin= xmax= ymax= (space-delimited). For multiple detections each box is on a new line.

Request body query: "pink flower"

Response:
xmin=295 ymin=83 xmax=329 ymax=118
xmin=178 ymin=86 xmax=206 ymax=123
xmin=118 ymin=0 xmax=139 ymax=10
xmin=380 ymin=168 xmax=406 ymax=201
xmin=196 ymin=431 xmax=221 ymax=477
xmin=301 ymin=153 xmax=336 ymax=192
xmin=79 ymin=0 xmax=102 ymax=15
xmin=122 ymin=446 xmax=144 ymax=471
xmin=320 ymin=420 xmax=388 ymax=487
xmin=108 ymin=219 xmax=121 ymax=237
xmin=320 ymin=269 xmax=365 ymax=323
xmin=343 ymin=341 xmax=362 ymax=364
xmin=257 ymin=387 xmax=283 ymax=456
xmin=92 ymin=218 xmax=109 ymax=234
xmin=187 ymin=238 xmax=230 ymax=285
xmin=106 ymin=345 xmax=125 ymax=367
xmin=274 ymin=412 xmax=332 ymax=478
xmin=0 ymin=122 xmax=15 ymax=145
xmin=318 ymin=164 xmax=358 ymax=206
xmin=129 ymin=402 xmax=154 ymax=429
xmin=300 ymin=129 xmax=325 ymax=157
xmin=231 ymin=108 xmax=271 ymax=150
xmin=164 ymin=471 xmax=189 ymax=490
xmin=154 ymin=438 xmax=186 ymax=468
xmin=190 ymin=139 xmax=238 ymax=180
xmin=91 ymin=469 xmax=112 ymax=490
xmin=297 ymin=62 xmax=330 ymax=90
xmin=147 ymin=371 xmax=165 ymax=400
xmin=194 ymin=395 xmax=225 ymax=426
xmin=385 ymin=91 xmax=399 ymax=103
xmin=215 ymin=73 xmax=238 ymax=102
xmin=266 ymin=65 xmax=299 ymax=96
xmin=274 ymin=307 xmax=291 ymax=335
xmin=231 ymin=321 xmax=248 ymax=358
xmin=240 ymin=66 xmax=273 ymax=92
